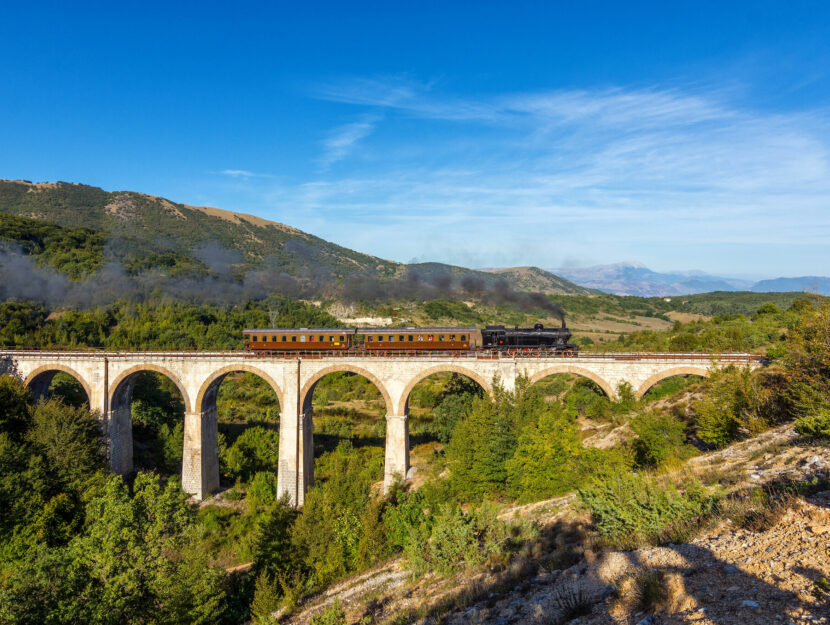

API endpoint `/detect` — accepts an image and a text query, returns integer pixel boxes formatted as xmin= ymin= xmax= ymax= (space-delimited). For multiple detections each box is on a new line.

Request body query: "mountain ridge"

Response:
xmin=0 ymin=179 xmax=591 ymax=303
xmin=549 ymin=261 xmax=829 ymax=296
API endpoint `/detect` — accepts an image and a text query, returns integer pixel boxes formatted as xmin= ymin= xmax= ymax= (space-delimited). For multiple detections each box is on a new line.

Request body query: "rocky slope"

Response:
xmin=279 ymin=426 xmax=830 ymax=624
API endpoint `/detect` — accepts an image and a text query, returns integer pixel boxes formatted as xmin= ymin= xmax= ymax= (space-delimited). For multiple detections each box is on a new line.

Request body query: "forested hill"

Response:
xmin=0 ymin=179 xmax=398 ymax=278
xmin=0 ymin=180 xmax=591 ymax=303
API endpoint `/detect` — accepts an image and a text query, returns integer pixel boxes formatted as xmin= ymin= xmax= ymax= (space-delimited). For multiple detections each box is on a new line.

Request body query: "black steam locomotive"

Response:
xmin=481 ymin=321 xmax=577 ymax=351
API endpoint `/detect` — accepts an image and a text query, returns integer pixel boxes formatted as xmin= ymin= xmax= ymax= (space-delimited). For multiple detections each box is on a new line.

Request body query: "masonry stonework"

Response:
xmin=2 ymin=350 xmax=760 ymax=505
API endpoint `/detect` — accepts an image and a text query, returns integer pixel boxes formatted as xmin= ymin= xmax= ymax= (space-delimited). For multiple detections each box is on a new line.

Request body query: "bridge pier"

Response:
xmin=106 ymin=406 xmax=134 ymax=475
xmin=182 ymin=409 xmax=220 ymax=500
xmin=384 ymin=415 xmax=409 ymax=493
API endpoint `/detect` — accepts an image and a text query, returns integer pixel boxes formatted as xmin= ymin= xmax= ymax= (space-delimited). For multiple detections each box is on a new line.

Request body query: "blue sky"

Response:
xmin=2 ymin=2 xmax=829 ymax=277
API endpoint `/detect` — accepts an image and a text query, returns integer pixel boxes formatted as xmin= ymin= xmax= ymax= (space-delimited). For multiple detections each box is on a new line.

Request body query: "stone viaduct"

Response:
xmin=0 ymin=350 xmax=761 ymax=505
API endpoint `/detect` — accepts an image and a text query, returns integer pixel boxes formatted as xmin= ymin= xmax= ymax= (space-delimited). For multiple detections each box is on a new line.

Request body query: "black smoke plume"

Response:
xmin=0 ymin=240 xmax=567 ymax=323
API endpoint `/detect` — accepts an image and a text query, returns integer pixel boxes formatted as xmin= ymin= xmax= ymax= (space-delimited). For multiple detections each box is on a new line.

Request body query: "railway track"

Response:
xmin=0 ymin=348 xmax=766 ymax=362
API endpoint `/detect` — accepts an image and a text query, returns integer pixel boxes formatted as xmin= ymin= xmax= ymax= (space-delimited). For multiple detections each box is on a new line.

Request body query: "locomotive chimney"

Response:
xmin=561 ymin=317 xmax=566 ymax=330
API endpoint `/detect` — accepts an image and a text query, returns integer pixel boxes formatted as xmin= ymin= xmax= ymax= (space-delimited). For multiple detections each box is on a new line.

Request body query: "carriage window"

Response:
xmin=271 ymin=336 xmax=276 ymax=342
xmin=368 ymin=336 xmax=374 ymax=342
xmin=408 ymin=335 xmax=414 ymax=341
xmin=417 ymin=335 xmax=423 ymax=341
xmin=428 ymin=335 xmax=434 ymax=341
xmin=388 ymin=335 xmax=394 ymax=342
xmin=252 ymin=335 xmax=258 ymax=342
xmin=450 ymin=335 xmax=456 ymax=341
xmin=340 ymin=335 xmax=345 ymax=342
xmin=439 ymin=335 xmax=444 ymax=341
xmin=378 ymin=335 xmax=384 ymax=341
xmin=282 ymin=336 xmax=287 ymax=342
xmin=329 ymin=335 xmax=334 ymax=341
xmin=399 ymin=335 xmax=405 ymax=341
xmin=460 ymin=335 xmax=466 ymax=341
xmin=309 ymin=336 xmax=315 ymax=342
xmin=300 ymin=335 xmax=306 ymax=342
xmin=291 ymin=336 xmax=297 ymax=342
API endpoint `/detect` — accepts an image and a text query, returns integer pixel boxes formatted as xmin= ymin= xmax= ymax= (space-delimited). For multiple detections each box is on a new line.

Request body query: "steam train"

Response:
xmin=243 ymin=320 xmax=578 ymax=353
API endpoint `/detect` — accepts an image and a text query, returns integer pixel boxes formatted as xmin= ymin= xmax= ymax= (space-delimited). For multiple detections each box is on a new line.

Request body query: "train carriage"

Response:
xmin=244 ymin=328 xmax=356 ymax=351
xmin=362 ymin=327 xmax=477 ymax=351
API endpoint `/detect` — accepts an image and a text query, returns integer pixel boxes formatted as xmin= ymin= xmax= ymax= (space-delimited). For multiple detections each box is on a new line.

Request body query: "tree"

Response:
xmin=445 ymin=382 xmax=519 ymax=500
xmin=630 ymin=410 xmax=689 ymax=467
xmin=0 ymin=374 xmax=32 ymax=438
xmin=27 ymin=399 xmax=105 ymax=487
xmin=692 ymin=366 xmax=773 ymax=446
xmin=505 ymin=401 xmax=582 ymax=501
xmin=783 ymin=296 xmax=830 ymax=416
xmin=0 ymin=473 xmax=227 ymax=625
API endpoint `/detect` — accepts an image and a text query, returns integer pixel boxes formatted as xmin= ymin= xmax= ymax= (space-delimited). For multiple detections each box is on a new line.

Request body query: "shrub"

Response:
xmin=692 ymin=366 xmax=774 ymax=447
xmin=446 ymin=396 xmax=517 ymax=500
xmin=505 ymin=402 xmax=583 ymax=502
xmin=794 ymin=411 xmax=830 ymax=438
xmin=429 ymin=392 xmax=475 ymax=443
xmin=250 ymin=571 xmax=281 ymax=624
xmin=578 ymin=472 xmax=716 ymax=549
xmin=635 ymin=570 xmax=668 ymax=612
xmin=382 ymin=490 xmax=430 ymax=550
xmin=631 ymin=411 xmax=691 ymax=468
xmin=403 ymin=503 xmax=515 ymax=576
xmin=694 ymin=398 xmax=740 ymax=447
xmin=247 ymin=471 xmax=280 ymax=510
xmin=311 ymin=600 xmax=346 ymax=625
xmin=222 ymin=426 xmax=279 ymax=482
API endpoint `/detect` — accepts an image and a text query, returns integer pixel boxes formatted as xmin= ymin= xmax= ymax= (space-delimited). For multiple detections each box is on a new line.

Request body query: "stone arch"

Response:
xmin=636 ymin=366 xmax=710 ymax=399
xmin=397 ymin=365 xmax=492 ymax=416
xmin=108 ymin=364 xmax=191 ymax=414
xmin=195 ymin=364 xmax=284 ymax=415
xmin=300 ymin=364 xmax=393 ymax=415
xmin=528 ymin=366 xmax=615 ymax=399
xmin=25 ymin=364 xmax=92 ymax=406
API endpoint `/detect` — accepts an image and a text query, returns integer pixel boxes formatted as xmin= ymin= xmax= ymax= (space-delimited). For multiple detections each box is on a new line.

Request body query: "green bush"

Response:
xmin=506 ymin=401 xmax=582 ymax=502
xmin=692 ymin=366 xmax=776 ymax=447
xmin=222 ymin=426 xmax=280 ymax=482
xmin=382 ymin=490 xmax=431 ymax=550
xmin=794 ymin=411 xmax=830 ymax=438
xmin=249 ymin=571 xmax=281 ymax=624
xmin=247 ymin=471 xmax=280 ymax=510
xmin=631 ymin=410 xmax=691 ymax=468
xmin=429 ymin=392 xmax=475 ymax=443
xmin=578 ymin=472 xmax=717 ymax=549
xmin=446 ymin=395 xmax=517 ymax=500
xmin=403 ymin=503 xmax=515 ymax=576
xmin=311 ymin=600 xmax=346 ymax=625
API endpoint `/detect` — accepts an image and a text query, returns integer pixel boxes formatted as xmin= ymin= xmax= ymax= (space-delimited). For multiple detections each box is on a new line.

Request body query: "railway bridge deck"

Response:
xmin=0 ymin=349 xmax=764 ymax=505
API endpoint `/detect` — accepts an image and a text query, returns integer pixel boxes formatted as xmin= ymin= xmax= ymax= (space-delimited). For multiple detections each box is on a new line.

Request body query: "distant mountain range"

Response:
xmin=550 ymin=262 xmax=830 ymax=296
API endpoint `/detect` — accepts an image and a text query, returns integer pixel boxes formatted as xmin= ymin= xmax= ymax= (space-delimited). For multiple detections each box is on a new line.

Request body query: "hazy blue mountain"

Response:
xmin=750 ymin=277 xmax=830 ymax=295
xmin=550 ymin=262 xmax=829 ymax=296
xmin=551 ymin=262 xmax=754 ymax=296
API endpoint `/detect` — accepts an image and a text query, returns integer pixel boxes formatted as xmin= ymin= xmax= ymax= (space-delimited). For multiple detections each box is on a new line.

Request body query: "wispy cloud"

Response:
xmin=251 ymin=78 xmax=830 ymax=274
xmin=219 ymin=169 xmax=274 ymax=178
xmin=318 ymin=115 xmax=378 ymax=168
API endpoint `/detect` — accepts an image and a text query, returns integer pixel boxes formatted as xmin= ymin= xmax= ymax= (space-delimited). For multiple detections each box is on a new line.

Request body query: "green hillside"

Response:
xmin=0 ymin=179 xmax=589 ymax=298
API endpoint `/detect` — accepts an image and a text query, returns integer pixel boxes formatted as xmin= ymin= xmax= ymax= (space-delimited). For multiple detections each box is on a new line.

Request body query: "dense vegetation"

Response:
xmin=600 ymin=299 xmax=805 ymax=354
xmin=1 ymin=287 xmax=828 ymax=623
xmin=0 ymin=297 xmax=339 ymax=349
